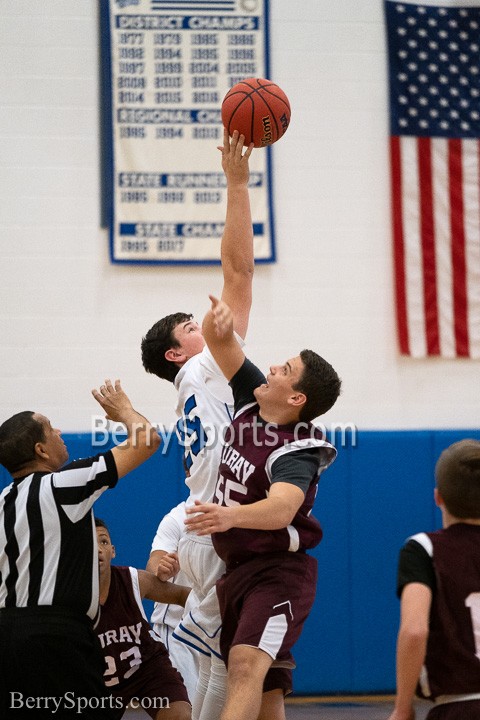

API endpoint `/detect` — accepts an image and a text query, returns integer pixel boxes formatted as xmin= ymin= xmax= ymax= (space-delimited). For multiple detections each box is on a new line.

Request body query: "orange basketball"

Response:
xmin=221 ymin=78 xmax=291 ymax=148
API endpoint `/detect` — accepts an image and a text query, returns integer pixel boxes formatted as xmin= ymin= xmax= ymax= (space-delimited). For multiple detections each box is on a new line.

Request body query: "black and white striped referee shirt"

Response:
xmin=0 ymin=451 xmax=118 ymax=620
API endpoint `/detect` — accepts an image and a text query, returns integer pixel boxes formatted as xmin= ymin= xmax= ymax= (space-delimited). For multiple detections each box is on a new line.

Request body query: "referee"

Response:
xmin=0 ymin=379 xmax=160 ymax=719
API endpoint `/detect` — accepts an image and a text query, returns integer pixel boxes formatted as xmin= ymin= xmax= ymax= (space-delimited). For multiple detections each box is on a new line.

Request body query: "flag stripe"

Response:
xmin=464 ymin=140 xmax=480 ymax=358
xmin=390 ymin=136 xmax=409 ymax=354
xmin=418 ymin=137 xmax=440 ymax=355
xmin=432 ymin=139 xmax=455 ymax=358
xmin=402 ymin=138 xmax=427 ymax=358
xmin=448 ymin=139 xmax=469 ymax=357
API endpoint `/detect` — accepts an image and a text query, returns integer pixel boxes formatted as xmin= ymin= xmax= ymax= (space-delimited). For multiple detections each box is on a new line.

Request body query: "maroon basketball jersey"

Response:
xmin=96 ymin=566 xmax=165 ymax=689
xmin=211 ymin=403 xmax=336 ymax=567
xmin=414 ymin=525 xmax=480 ymax=699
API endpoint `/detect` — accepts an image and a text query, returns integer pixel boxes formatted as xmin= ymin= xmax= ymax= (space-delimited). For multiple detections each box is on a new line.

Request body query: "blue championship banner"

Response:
xmin=101 ymin=0 xmax=275 ymax=264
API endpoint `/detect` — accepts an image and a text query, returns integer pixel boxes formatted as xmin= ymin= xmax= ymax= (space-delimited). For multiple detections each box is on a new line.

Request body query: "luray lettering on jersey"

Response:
xmin=98 ymin=622 xmax=142 ymax=648
xmin=221 ymin=445 xmax=255 ymax=484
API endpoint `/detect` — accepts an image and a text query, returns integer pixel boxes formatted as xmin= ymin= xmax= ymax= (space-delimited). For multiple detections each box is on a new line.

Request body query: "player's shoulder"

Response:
xmin=406 ymin=531 xmax=435 ymax=557
xmin=185 ymin=336 xmax=244 ymax=380
xmin=175 ymin=350 xmax=205 ymax=387
xmin=167 ymin=501 xmax=187 ymax=523
xmin=176 ymin=346 xmax=223 ymax=388
xmin=111 ymin=564 xmax=133 ymax=578
xmin=157 ymin=503 xmax=186 ymax=533
xmin=111 ymin=565 xmax=138 ymax=589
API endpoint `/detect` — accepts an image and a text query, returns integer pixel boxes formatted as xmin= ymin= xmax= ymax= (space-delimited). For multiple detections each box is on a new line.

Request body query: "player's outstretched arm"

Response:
xmin=219 ymin=128 xmax=255 ymax=340
xmin=184 ymin=483 xmax=305 ymax=534
xmin=202 ymin=295 xmax=245 ymax=381
xmin=386 ymin=582 xmax=431 ymax=720
xmin=92 ymin=379 xmax=160 ymax=479
xmin=137 ymin=569 xmax=190 ymax=607
xmin=146 ymin=550 xmax=180 ymax=581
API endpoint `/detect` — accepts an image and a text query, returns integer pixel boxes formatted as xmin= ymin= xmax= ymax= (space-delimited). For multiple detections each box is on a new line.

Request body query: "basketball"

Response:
xmin=221 ymin=78 xmax=291 ymax=148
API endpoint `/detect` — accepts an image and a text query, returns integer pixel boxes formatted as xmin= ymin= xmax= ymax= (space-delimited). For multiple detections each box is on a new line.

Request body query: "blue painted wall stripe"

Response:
xmin=1 ymin=429 xmax=479 ymax=693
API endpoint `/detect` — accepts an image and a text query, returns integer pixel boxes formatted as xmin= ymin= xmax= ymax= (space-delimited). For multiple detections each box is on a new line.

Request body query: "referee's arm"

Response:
xmin=92 ymin=379 xmax=160 ymax=478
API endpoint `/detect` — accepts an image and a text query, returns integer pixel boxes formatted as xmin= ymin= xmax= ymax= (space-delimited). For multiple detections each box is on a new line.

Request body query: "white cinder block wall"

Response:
xmin=0 ymin=0 xmax=478 ymax=432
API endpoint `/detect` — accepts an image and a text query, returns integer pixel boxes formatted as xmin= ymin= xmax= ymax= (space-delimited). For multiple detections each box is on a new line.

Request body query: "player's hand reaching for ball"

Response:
xmin=219 ymin=128 xmax=254 ymax=187
xmin=209 ymin=295 xmax=234 ymax=339
xmin=184 ymin=500 xmax=235 ymax=535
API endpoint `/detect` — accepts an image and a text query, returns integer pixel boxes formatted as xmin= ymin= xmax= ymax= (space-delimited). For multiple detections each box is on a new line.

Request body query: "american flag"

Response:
xmin=385 ymin=0 xmax=480 ymax=357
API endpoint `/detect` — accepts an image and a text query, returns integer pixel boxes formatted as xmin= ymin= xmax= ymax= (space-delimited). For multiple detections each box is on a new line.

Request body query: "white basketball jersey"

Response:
xmin=150 ymin=502 xmax=191 ymax=630
xmin=175 ymin=345 xmax=234 ymax=507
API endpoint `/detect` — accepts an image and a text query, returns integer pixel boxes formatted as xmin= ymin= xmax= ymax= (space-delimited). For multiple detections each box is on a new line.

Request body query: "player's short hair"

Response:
xmin=95 ymin=517 xmax=111 ymax=535
xmin=141 ymin=312 xmax=193 ymax=383
xmin=0 ymin=411 xmax=46 ymax=474
xmin=435 ymin=439 xmax=480 ymax=519
xmin=293 ymin=350 xmax=341 ymax=422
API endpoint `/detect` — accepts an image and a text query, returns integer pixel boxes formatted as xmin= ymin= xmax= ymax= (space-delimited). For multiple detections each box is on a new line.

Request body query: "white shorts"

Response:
xmin=153 ymin=588 xmax=200 ymax=702
xmin=173 ymin=534 xmax=225 ymax=657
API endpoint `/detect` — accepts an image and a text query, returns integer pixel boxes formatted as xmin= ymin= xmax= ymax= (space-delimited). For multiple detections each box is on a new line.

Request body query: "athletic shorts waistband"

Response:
xmin=182 ymin=532 xmax=213 ymax=546
xmin=225 ymin=549 xmax=309 ymax=572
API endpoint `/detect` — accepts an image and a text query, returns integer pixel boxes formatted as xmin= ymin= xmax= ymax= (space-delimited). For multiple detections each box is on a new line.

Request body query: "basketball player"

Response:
xmin=147 ymin=501 xmax=199 ymax=702
xmin=95 ymin=518 xmax=191 ymax=720
xmin=387 ymin=439 xmax=480 ymax=720
xmin=184 ymin=295 xmax=342 ymax=720
xmin=141 ymin=129 xmax=254 ymax=720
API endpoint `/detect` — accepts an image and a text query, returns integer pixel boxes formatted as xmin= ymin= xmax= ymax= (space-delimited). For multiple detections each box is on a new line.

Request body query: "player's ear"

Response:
xmin=434 ymin=487 xmax=443 ymax=508
xmin=288 ymin=392 xmax=306 ymax=409
xmin=165 ymin=348 xmax=185 ymax=364
xmin=111 ymin=544 xmax=116 ymax=559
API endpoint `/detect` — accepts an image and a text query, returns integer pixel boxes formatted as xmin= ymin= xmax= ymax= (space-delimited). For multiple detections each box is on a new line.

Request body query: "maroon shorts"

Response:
xmin=217 ymin=551 xmax=317 ymax=674
xmin=427 ymin=701 xmax=480 ymax=720
xmin=110 ymin=645 xmax=189 ymax=719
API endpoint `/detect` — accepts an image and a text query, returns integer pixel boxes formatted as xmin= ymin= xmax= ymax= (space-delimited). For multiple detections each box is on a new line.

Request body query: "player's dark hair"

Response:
xmin=293 ymin=350 xmax=341 ymax=422
xmin=435 ymin=439 xmax=480 ymax=519
xmin=0 ymin=411 xmax=46 ymax=474
xmin=141 ymin=313 xmax=193 ymax=383
xmin=95 ymin=517 xmax=111 ymax=534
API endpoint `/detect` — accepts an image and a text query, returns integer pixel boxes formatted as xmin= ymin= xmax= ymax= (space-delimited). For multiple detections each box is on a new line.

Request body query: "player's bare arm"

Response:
xmin=184 ymin=483 xmax=305 ymax=535
xmin=155 ymin=553 xmax=179 ymax=581
xmin=202 ymin=295 xmax=245 ymax=381
xmin=219 ymin=128 xmax=255 ymax=340
xmin=146 ymin=551 xmax=180 ymax=582
xmin=92 ymin=379 xmax=160 ymax=478
xmin=387 ymin=582 xmax=431 ymax=720
xmin=137 ymin=569 xmax=190 ymax=607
